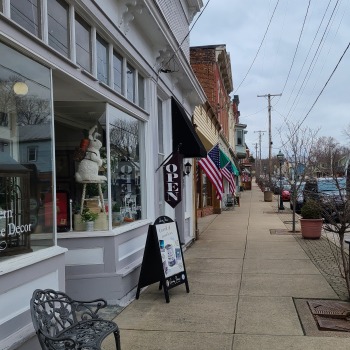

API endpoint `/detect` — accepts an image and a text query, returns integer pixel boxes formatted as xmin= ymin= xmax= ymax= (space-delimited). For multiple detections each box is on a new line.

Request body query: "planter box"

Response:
xmin=300 ymin=218 xmax=323 ymax=239
xmin=264 ymin=190 xmax=273 ymax=202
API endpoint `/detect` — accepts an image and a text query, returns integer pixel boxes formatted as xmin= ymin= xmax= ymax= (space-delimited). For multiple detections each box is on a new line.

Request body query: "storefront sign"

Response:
xmin=0 ymin=209 xmax=32 ymax=253
xmin=136 ymin=215 xmax=189 ymax=303
xmin=163 ymin=152 xmax=182 ymax=208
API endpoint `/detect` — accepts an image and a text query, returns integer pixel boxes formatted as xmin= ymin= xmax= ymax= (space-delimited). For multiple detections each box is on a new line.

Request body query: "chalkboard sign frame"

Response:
xmin=136 ymin=215 xmax=189 ymax=303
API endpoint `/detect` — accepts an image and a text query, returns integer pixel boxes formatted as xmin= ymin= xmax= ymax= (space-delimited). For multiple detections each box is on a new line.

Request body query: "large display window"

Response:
xmin=0 ymin=42 xmax=54 ymax=257
xmin=108 ymin=105 xmax=145 ymax=227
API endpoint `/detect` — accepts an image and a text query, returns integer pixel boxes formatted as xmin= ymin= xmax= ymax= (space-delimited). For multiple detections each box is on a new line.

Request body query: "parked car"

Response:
xmin=281 ymin=184 xmax=291 ymax=201
xmin=303 ymin=177 xmax=346 ymax=221
xmin=273 ymin=179 xmax=289 ymax=195
xmin=290 ymin=181 xmax=305 ymax=213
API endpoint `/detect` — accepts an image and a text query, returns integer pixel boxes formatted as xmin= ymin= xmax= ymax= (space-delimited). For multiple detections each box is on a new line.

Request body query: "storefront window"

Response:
xmin=10 ymin=0 xmax=40 ymax=37
xmin=97 ymin=34 xmax=109 ymax=84
xmin=113 ymin=51 xmax=122 ymax=94
xmin=201 ymin=173 xmax=212 ymax=207
xmin=47 ymin=0 xmax=69 ymax=57
xmin=109 ymin=105 xmax=144 ymax=227
xmin=75 ymin=14 xmax=91 ymax=72
xmin=0 ymin=42 xmax=53 ymax=257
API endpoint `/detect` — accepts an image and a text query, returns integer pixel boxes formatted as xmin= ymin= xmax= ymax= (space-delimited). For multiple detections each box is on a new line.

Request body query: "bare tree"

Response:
xmin=344 ymin=123 xmax=350 ymax=140
xmin=279 ymin=120 xmax=319 ymax=232
xmin=110 ymin=119 xmax=139 ymax=160
xmin=309 ymin=145 xmax=350 ymax=298
xmin=16 ymin=96 xmax=51 ymax=125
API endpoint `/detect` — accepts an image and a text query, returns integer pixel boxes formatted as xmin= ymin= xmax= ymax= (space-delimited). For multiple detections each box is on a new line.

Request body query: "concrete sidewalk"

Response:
xmin=103 ymin=183 xmax=350 ymax=349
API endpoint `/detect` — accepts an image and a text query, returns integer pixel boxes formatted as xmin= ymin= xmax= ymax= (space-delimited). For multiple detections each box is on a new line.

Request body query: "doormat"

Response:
xmin=270 ymin=229 xmax=301 ymax=235
xmin=294 ymin=298 xmax=350 ymax=337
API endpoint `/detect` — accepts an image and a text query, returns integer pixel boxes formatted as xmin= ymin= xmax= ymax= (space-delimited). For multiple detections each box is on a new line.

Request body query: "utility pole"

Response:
xmin=257 ymin=93 xmax=282 ymax=182
xmin=254 ymin=130 xmax=266 ymax=176
xmin=253 ymin=142 xmax=258 ymax=176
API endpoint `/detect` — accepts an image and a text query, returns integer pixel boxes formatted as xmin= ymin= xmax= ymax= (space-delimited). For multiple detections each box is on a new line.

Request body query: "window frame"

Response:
xmin=47 ymin=0 xmax=70 ymax=57
xmin=75 ymin=13 xmax=92 ymax=72
xmin=10 ymin=0 xmax=41 ymax=37
xmin=126 ymin=63 xmax=135 ymax=103
xmin=96 ymin=33 xmax=109 ymax=85
xmin=27 ymin=146 xmax=38 ymax=162
xmin=112 ymin=50 xmax=123 ymax=94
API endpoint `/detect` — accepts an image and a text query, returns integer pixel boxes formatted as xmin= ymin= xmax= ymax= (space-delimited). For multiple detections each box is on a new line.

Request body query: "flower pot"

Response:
xmin=264 ymin=190 xmax=273 ymax=202
xmin=300 ymin=218 xmax=323 ymax=239
xmin=85 ymin=221 xmax=95 ymax=232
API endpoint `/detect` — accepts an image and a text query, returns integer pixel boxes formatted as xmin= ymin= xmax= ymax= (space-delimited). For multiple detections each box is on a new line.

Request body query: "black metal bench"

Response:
xmin=30 ymin=289 xmax=121 ymax=350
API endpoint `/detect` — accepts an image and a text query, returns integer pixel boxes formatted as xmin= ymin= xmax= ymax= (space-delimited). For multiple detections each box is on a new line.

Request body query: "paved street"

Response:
xmin=103 ymin=182 xmax=350 ymax=350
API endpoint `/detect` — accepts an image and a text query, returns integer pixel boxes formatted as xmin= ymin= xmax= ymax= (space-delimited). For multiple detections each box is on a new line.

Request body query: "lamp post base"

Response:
xmin=279 ymin=197 xmax=285 ymax=210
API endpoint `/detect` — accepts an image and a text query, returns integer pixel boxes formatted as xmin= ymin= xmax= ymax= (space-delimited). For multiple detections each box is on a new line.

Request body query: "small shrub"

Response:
xmin=301 ymin=199 xmax=322 ymax=219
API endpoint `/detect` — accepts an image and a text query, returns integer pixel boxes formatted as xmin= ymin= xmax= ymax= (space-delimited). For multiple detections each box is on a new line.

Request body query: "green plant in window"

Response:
xmin=112 ymin=203 xmax=120 ymax=212
xmin=80 ymin=207 xmax=99 ymax=222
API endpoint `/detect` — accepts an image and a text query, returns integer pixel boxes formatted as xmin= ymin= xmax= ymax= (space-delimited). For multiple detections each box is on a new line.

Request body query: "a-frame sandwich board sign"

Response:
xmin=136 ymin=215 xmax=189 ymax=303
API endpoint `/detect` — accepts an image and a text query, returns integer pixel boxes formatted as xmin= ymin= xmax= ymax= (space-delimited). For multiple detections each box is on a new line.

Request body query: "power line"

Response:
xmin=235 ymin=0 xmax=281 ymax=93
xmin=278 ymin=0 xmax=312 ymax=96
xmin=282 ymin=0 xmax=332 ymax=111
xmin=284 ymin=0 xmax=341 ymax=119
xmin=279 ymin=42 xmax=350 ymax=150
xmin=299 ymin=42 xmax=350 ymax=127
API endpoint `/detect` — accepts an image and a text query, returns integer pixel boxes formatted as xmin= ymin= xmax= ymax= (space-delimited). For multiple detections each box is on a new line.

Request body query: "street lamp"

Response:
xmin=277 ymin=150 xmax=285 ymax=210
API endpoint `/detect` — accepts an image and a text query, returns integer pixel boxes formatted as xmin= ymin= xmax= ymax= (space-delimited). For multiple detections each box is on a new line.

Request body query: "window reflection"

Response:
xmin=10 ymin=0 xmax=40 ymax=37
xmin=126 ymin=64 xmax=135 ymax=102
xmin=47 ymin=0 xmax=69 ymax=57
xmin=0 ymin=42 xmax=53 ymax=257
xmin=97 ymin=35 xmax=109 ymax=84
xmin=113 ymin=51 xmax=122 ymax=94
xmin=75 ymin=14 xmax=91 ymax=72
xmin=109 ymin=107 xmax=144 ymax=227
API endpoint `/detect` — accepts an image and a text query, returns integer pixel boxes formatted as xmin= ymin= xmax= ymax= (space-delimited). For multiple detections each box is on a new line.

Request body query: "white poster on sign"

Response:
xmin=155 ymin=222 xmax=184 ymax=278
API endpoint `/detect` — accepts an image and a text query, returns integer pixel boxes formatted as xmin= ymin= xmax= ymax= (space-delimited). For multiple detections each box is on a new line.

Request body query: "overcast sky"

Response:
xmin=190 ymin=0 xmax=350 ymax=158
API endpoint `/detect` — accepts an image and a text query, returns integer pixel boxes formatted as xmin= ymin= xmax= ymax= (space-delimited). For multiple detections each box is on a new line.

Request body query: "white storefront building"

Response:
xmin=0 ymin=1 xmax=206 ymax=348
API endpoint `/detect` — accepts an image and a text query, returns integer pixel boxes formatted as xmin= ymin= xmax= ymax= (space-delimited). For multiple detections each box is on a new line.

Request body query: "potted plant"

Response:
xmin=300 ymin=199 xmax=323 ymax=239
xmin=81 ymin=207 xmax=99 ymax=231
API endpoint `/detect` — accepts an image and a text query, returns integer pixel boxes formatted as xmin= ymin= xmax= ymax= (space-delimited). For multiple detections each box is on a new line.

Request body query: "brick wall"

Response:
xmin=190 ymin=47 xmax=216 ymax=106
xmin=190 ymin=46 xmax=231 ymax=140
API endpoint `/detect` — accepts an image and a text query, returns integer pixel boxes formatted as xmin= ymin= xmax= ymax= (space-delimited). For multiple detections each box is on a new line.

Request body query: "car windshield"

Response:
xmin=318 ymin=178 xmax=345 ymax=192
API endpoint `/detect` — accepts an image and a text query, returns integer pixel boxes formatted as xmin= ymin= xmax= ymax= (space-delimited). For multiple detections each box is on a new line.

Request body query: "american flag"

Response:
xmin=198 ymin=144 xmax=223 ymax=200
xmin=222 ymin=162 xmax=236 ymax=194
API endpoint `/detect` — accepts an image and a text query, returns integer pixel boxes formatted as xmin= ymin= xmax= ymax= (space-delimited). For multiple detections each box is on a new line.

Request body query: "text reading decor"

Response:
xmin=136 ymin=216 xmax=189 ymax=303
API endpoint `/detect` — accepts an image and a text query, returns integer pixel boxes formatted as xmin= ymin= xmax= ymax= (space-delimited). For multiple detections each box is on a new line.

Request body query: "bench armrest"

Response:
xmin=73 ymin=298 xmax=108 ymax=319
